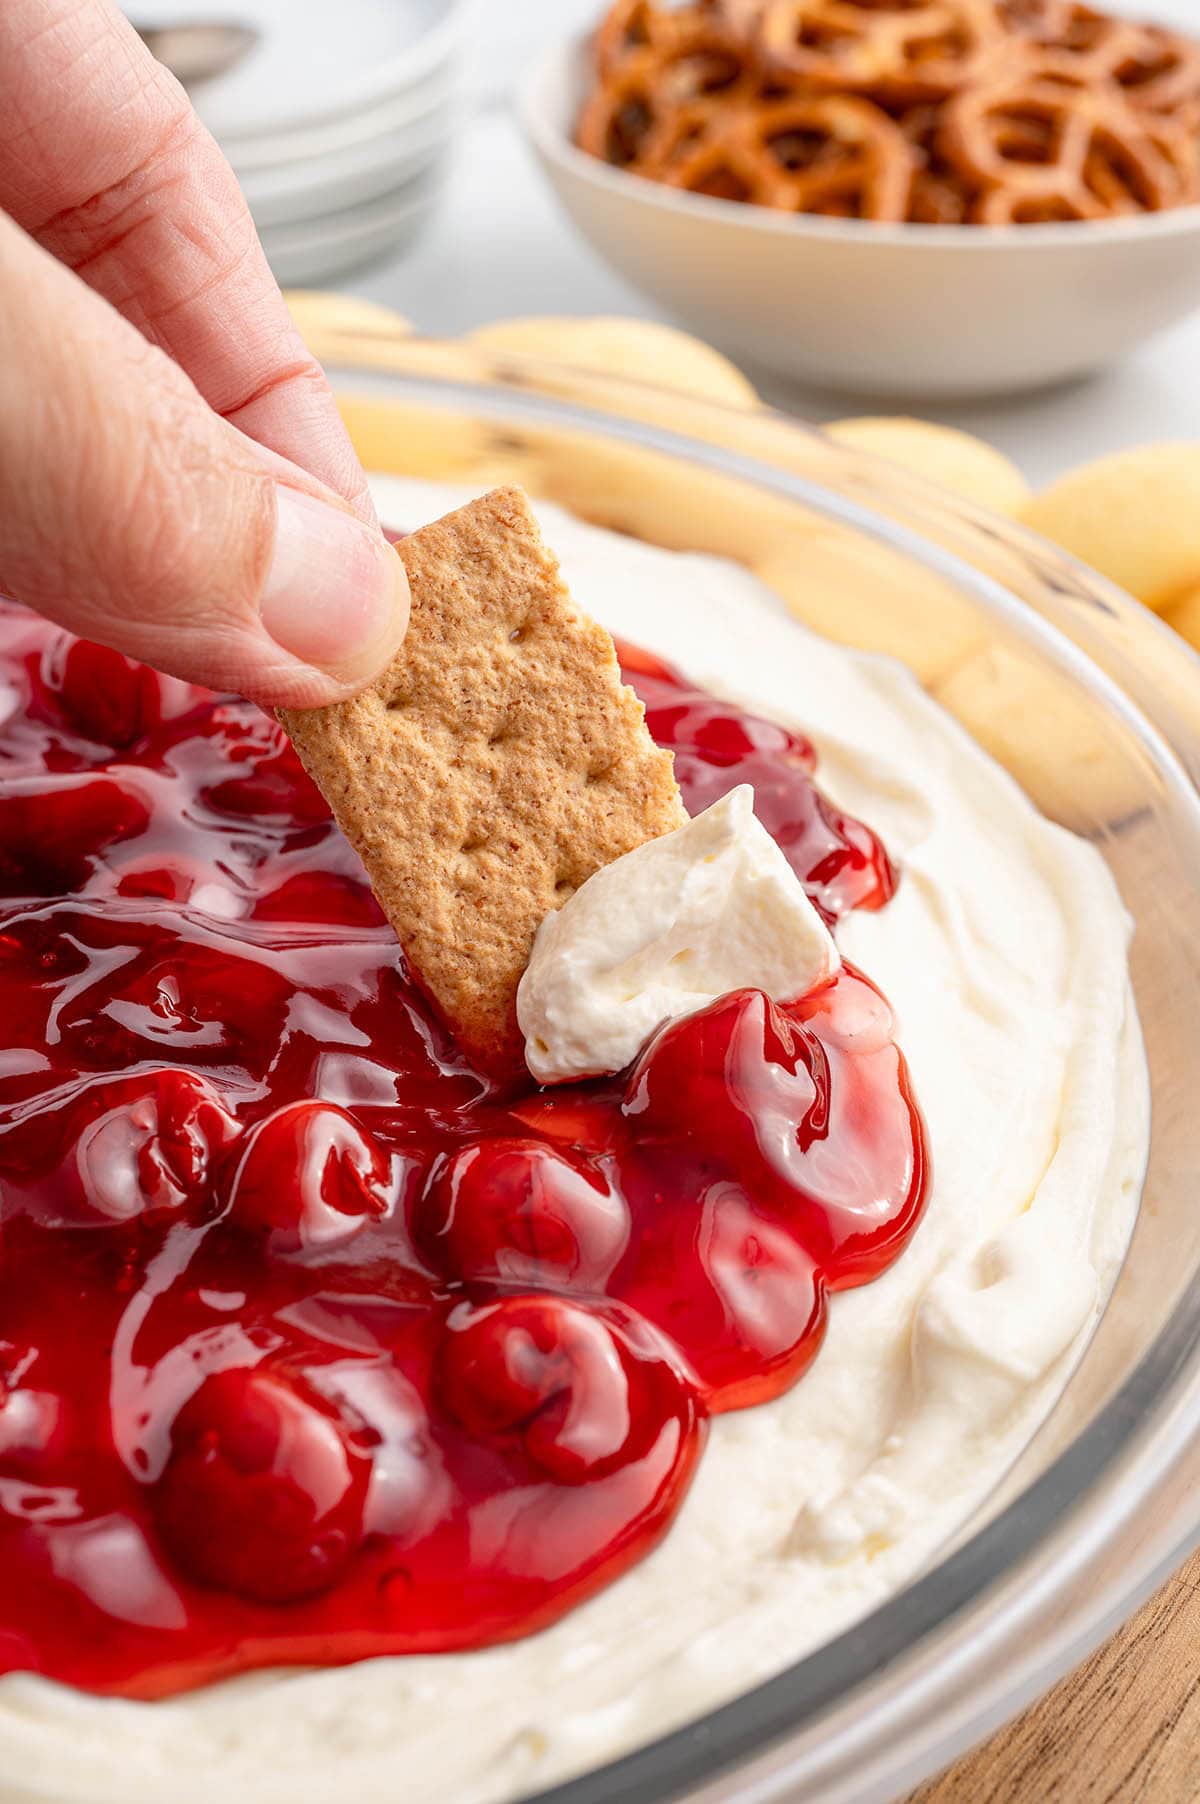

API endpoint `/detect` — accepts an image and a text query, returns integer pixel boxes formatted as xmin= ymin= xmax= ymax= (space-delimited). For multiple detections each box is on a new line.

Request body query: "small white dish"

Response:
xmin=137 ymin=0 xmax=467 ymax=141
xmin=237 ymin=106 xmax=456 ymax=230
xmin=258 ymin=172 xmax=444 ymax=287
xmin=522 ymin=35 xmax=1200 ymax=400
xmin=222 ymin=63 xmax=457 ymax=175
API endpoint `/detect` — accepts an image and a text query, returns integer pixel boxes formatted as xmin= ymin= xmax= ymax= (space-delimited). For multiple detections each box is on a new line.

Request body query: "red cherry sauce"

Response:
xmin=0 ymin=605 xmax=926 ymax=1697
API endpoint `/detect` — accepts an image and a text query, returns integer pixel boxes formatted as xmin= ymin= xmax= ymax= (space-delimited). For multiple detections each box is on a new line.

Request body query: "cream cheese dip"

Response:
xmin=0 ymin=477 xmax=1148 ymax=1804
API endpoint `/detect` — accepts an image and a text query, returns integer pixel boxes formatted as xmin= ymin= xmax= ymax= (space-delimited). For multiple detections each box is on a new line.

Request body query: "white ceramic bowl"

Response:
xmin=522 ymin=36 xmax=1200 ymax=401
xmin=237 ymin=107 xmax=456 ymax=230
xmin=223 ymin=63 xmax=458 ymax=176
xmin=258 ymin=173 xmax=445 ymax=287
xmin=164 ymin=0 xmax=466 ymax=143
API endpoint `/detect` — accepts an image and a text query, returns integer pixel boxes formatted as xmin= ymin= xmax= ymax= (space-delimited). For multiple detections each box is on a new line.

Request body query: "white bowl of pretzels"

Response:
xmin=522 ymin=0 xmax=1200 ymax=398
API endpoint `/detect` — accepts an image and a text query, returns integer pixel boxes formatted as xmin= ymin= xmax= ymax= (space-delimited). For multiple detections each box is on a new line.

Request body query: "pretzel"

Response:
xmin=899 ymin=104 xmax=976 ymax=221
xmin=579 ymin=0 xmax=1200 ymax=226
xmin=1003 ymin=1 xmax=1141 ymax=71
xmin=646 ymin=92 xmax=915 ymax=215
xmin=596 ymin=0 xmax=725 ymax=72
xmin=717 ymin=0 xmax=767 ymax=36
xmin=637 ymin=97 xmax=734 ymax=176
xmin=1136 ymin=114 xmax=1200 ymax=205
xmin=1002 ymin=3 xmax=1200 ymax=115
xmin=940 ymin=76 xmax=1186 ymax=222
xmin=756 ymin=0 xmax=1004 ymax=103
xmin=996 ymin=0 xmax=1053 ymax=26
xmin=655 ymin=120 xmax=804 ymax=203
xmin=755 ymin=94 xmax=915 ymax=215
xmin=577 ymin=52 xmax=665 ymax=165
xmin=578 ymin=23 xmax=756 ymax=167
xmin=908 ymin=167 xmax=972 ymax=220
xmin=1110 ymin=25 xmax=1200 ymax=121
xmin=577 ymin=32 xmax=753 ymax=167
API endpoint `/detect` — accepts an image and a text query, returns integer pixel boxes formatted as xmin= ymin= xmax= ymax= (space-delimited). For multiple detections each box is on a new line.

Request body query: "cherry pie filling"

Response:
xmin=0 ymin=603 xmax=928 ymax=1697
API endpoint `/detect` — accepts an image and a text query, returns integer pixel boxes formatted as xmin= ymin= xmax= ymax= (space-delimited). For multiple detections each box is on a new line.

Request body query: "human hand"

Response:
xmin=0 ymin=0 xmax=409 ymax=708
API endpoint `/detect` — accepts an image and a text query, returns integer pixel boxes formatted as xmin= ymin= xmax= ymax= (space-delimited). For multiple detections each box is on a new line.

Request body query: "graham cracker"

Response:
xmin=279 ymin=487 xmax=686 ymax=1078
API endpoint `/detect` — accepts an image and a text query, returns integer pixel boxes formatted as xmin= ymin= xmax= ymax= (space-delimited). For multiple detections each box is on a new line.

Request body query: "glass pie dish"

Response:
xmin=293 ymin=311 xmax=1200 ymax=1804
xmin=275 ymin=312 xmax=1200 ymax=1804
xmin=14 ymin=306 xmax=1200 ymax=1804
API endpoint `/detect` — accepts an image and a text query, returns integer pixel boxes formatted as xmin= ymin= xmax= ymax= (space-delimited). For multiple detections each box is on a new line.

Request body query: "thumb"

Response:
xmin=0 ymin=214 xmax=408 ymax=708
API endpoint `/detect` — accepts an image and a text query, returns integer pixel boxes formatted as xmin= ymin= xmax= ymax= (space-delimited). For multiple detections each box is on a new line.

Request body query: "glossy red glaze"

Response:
xmin=617 ymin=638 xmax=897 ymax=923
xmin=0 ymin=602 xmax=927 ymax=1697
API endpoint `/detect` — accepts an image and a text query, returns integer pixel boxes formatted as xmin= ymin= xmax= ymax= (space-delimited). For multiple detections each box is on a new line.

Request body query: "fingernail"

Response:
xmin=260 ymin=485 xmax=409 ymax=683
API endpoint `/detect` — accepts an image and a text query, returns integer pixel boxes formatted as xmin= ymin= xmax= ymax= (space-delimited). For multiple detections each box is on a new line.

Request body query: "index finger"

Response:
xmin=0 ymin=0 xmax=376 ymax=523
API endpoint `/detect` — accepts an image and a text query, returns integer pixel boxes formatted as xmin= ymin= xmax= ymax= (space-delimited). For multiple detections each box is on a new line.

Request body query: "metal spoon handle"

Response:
xmin=132 ymin=21 xmax=259 ymax=88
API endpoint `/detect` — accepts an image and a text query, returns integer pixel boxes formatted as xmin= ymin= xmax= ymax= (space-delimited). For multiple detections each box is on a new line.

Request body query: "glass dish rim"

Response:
xmin=328 ymin=356 xmax=1200 ymax=1804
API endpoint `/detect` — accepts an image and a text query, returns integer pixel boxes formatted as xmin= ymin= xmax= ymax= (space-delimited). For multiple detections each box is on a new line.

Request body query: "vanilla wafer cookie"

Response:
xmin=279 ymin=487 xmax=686 ymax=1078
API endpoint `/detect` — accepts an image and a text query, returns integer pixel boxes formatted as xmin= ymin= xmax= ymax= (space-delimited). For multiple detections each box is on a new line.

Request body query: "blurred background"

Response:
xmin=127 ymin=0 xmax=1200 ymax=482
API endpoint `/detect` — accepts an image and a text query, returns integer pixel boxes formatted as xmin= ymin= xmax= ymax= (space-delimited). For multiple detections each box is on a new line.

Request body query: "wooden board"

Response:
xmin=909 ymin=1550 xmax=1200 ymax=1802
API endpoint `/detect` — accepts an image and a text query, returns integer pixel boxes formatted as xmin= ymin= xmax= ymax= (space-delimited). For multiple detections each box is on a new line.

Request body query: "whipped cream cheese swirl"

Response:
xmin=518 ymin=784 xmax=839 ymax=1083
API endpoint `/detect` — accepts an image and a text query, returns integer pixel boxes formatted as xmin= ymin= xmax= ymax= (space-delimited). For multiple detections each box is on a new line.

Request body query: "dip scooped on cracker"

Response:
xmin=279 ymin=486 xmax=685 ymax=1078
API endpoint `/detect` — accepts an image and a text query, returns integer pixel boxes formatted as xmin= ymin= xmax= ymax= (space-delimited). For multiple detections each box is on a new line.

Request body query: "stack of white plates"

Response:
xmin=127 ymin=0 xmax=470 ymax=285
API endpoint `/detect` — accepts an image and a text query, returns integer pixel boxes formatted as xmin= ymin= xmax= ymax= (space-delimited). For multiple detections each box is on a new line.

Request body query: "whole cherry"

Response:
xmin=436 ymin=1294 xmax=691 ymax=1486
xmin=225 ymin=1101 xmax=393 ymax=1251
xmin=624 ymin=988 xmax=831 ymax=1207
xmin=44 ymin=638 xmax=168 ymax=749
xmin=0 ymin=1067 xmax=242 ymax=1229
xmin=69 ymin=1069 xmax=242 ymax=1226
xmin=417 ymin=1139 xmax=628 ymax=1288
xmin=153 ymin=1366 xmax=372 ymax=1604
xmin=0 ymin=774 xmax=150 ymax=897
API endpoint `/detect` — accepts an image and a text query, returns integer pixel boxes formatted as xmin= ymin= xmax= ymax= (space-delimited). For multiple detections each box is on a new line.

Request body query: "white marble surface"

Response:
xmin=341 ymin=0 xmax=1200 ymax=487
